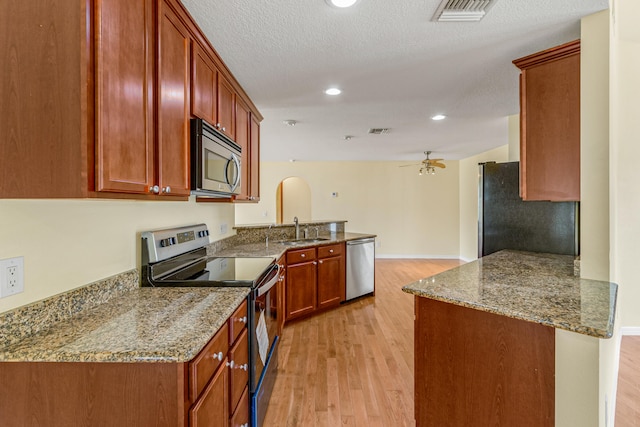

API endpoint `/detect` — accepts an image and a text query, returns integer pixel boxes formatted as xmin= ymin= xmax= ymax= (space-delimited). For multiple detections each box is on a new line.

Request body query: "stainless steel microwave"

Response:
xmin=190 ymin=118 xmax=242 ymax=197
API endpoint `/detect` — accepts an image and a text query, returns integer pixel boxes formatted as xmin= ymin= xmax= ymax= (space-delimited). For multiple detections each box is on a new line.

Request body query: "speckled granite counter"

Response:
xmin=402 ymin=250 xmax=617 ymax=338
xmin=0 ymin=287 xmax=249 ymax=362
xmin=211 ymin=232 xmax=377 ymax=258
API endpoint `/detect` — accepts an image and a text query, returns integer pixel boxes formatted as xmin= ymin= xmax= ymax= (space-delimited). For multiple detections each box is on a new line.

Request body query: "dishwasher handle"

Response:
xmin=347 ymin=238 xmax=375 ymax=246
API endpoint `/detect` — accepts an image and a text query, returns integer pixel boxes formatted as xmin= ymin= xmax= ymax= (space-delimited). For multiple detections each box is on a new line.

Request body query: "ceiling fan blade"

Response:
xmin=431 ymin=162 xmax=446 ymax=168
xmin=429 ymin=158 xmax=444 ymax=162
xmin=399 ymin=163 xmax=420 ymax=167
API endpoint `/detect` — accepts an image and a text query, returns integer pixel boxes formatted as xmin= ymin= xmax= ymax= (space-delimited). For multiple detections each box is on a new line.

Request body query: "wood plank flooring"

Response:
xmin=264 ymin=258 xmax=463 ymax=427
xmin=616 ymin=336 xmax=640 ymax=426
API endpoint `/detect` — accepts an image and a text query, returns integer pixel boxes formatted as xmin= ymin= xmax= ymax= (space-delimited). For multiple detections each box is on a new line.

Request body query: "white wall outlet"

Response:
xmin=0 ymin=256 xmax=24 ymax=298
xmin=220 ymin=223 xmax=228 ymax=235
xmin=262 ymin=211 xmax=269 ymax=217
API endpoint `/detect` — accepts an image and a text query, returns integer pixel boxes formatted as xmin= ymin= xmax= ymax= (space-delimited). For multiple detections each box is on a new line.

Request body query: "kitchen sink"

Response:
xmin=280 ymin=238 xmax=330 ymax=246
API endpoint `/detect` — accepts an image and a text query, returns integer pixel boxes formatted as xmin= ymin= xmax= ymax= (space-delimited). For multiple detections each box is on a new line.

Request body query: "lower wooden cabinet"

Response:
xmin=190 ymin=360 xmax=229 ymax=427
xmin=230 ymin=386 xmax=250 ymax=427
xmin=285 ymin=243 xmax=346 ymax=322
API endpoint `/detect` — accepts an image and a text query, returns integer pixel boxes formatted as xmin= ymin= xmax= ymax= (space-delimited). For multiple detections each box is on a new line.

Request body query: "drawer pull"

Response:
xmin=236 ymin=316 xmax=247 ymax=324
xmin=329 ymin=249 xmax=334 ymax=253
xmin=301 ymin=253 xmax=306 ymax=258
xmin=211 ymin=351 xmax=224 ymax=361
xmin=236 ymin=363 xmax=248 ymax=371
xmin=226 ymin=360 xmax=235 ymax=368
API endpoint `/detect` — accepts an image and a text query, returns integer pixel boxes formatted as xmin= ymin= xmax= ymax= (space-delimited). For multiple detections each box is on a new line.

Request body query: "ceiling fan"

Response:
xmin=400 ymin=151 xmax=446 ymax=175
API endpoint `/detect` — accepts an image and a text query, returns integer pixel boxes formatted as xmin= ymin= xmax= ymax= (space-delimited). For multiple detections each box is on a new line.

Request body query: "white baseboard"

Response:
xmin=621 ymin=326 xmax=640 ymax=335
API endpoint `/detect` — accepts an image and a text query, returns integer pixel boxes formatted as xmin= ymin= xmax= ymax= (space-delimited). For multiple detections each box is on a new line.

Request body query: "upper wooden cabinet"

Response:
xmin=0 ymin=0 xmax=261 ymax=201
xmin=513 ymin=40 xmax=581 ymax=201
xmin=191 ymin=43 xmax=236 ymax=140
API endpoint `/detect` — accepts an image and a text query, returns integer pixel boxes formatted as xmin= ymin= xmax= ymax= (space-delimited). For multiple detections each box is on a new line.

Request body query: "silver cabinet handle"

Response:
xmin=216 ymin=123 xmax=221 ymax=128
xmin=329 ymin=249 xmax=334 ymax=253
xmin=161 ymin=186 xmax=171 ymax=194
xmin=313 ymin=261 xmax=317 ymax=265
xmin=301 ymin=253 xmax=306 ymax=258
xmin=212 ymin=351 xmax=223 ymax=361
xmin=319 ymin=260 xmax=323 ymax=264
xmin=236 ymin=316 xmax=247 ymax=324
xmin=236 ymin=363 xmax=248 ymax=371
xmin=226 ymin=360 xmax=235 ymax=368
xmin=149 ymin=185 xmax=160 ymax=194
xmin=222 ymin=127 xmax=226 ymax=132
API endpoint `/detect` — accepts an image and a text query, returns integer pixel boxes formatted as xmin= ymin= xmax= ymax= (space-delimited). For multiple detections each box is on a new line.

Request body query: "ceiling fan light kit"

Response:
xmin=400 ymin=150 xmax=446 ymax=176
xmin=325 ymin=0 xmax=359 ymax=8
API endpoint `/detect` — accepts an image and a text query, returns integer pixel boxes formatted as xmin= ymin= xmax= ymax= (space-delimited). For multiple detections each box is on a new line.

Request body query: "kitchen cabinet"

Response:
xmin=0 ymin=300 xmax=249 ymax=426
xmin=0 ymin=0 xmax=261 ymax=201
xmin=285 ymin=243 xmax=346 ymax=322
xmin=513 ymin=40 xmax=581 ymax=201
xmin=249 ymin=113 xmax=262 ymax=202
xmin=317 ymin=243 xmax=346 ymax=310
xmin=286 ymin=248 xmax=318 ymax=321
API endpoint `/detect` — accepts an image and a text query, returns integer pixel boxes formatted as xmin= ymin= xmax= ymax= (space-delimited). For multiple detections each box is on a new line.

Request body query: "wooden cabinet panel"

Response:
xmin=191 ymin=42 xmax=217 ymax=125
xmin=228 ymin=300 xmax=248 ymax=345
xmin=189 ymin=322 xmax=229 ymax=402
xmin=514 ymin=40 xmax=580 ymax=201
xmin=414 ymin=297 xmax=554 ymax=426
xmin=189 ymin=361 xmax=229 ymax=427
xmin=228 ymin=328 xmax=249 ymax=416
xmin=276 ymin=256 xmax=287 ymax=335
xmin=95 ymin=0 xmax=155 ymax=194
xmin=249 ymin=114 xmax=261 ymax=201
xmin=317 ymin=255 xmax=345 ymax=310
xmin=317 ymin=243 xmax=343 ymax=258
xmin=230 ymin=386 xmax=250 ymax=427
xmin=157 ymin=0 xmax=191 ymax=197
xmin=286 ymin=261 xmax=317 ymax=320
xmin=235 ymin=98 xmax=251 ymax=201
xmin=286 ymin=248 xmax=316 ymax=265
xmin=217 ymin=73 xmax=236 ymax=139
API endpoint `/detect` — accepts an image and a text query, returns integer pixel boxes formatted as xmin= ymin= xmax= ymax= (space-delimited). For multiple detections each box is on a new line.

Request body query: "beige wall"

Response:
xmin=236 ymin=161 xmax=461 ymax=258
xmin=458 ymin=145 xmax=509 ymax=262
xmin=608 ymin=0 xmax=640 ymax=425
xmin=281 ymin=177 xmax=312 ymax=222
xmin=0 ymin=199 xmax=235 ymax=313
xmin=508 ymin=114 xmax=520 ymax=161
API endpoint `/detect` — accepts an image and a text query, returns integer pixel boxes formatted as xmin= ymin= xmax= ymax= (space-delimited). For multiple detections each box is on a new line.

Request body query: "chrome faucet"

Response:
xmin=294 ymin=216 xmax=300 ymax=240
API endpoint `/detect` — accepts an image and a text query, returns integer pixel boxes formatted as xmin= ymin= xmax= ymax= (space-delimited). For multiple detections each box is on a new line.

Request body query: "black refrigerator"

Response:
xmin=478 ymin=161 xmax=579 ymax=258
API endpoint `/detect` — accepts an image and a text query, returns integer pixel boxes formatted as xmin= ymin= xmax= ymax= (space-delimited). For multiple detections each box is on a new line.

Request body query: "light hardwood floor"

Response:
xmin=263 ymin=258 xmax=463 ymax=427
xmin=616 ymin=336 xmax=640 ymax=426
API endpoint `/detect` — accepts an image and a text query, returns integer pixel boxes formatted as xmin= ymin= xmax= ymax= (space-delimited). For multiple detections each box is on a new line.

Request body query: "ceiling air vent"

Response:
xmin=368 ymin=128 xmax=391 ymax=135
xmin=432 ymin=0 xmax=498 ymax=22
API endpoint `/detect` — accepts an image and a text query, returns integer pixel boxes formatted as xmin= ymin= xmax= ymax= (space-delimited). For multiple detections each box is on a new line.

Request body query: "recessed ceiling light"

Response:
xmin=325 ymin=0 xmax=359 ymax=8
xmin=325 ymin=87 xmax=342 ymax=95
xmin=283 ymin=120 xmax=297 ymax=126
xmin=431 ymin=114 xmax=446 ymax=121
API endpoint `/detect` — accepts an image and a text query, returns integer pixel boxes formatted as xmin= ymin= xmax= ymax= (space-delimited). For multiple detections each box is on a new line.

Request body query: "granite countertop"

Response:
xmin=0 ymin=287 xmax=250 ymax=363
xmin=402 ymin=250 xmax=617 ymax=338
xmin=214 ymin=232 xmax=377 ymax=258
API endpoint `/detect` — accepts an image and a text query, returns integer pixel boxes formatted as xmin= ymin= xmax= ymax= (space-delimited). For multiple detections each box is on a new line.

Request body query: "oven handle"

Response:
xmin=227 ymin=153 xmax=241 ymax=193
xmin=256 ymin=264 xmax=280 ymax=297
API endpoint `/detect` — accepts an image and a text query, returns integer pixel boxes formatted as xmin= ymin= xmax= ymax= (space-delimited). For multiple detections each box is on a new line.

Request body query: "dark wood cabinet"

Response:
xmin=249 ymin=114 xmax=261 ymax=202
xmin=286 ymin=250 xmax=318 ymax=321
xmin=190 ymin=356 xmax=229 ymax=427
xmin=317 ymin=243 xmax=346 ymax=310
xmin=0 ymin=0 xmax=261 ymax=201
xmin=157 ymin=0 xmax=191 ymax=197
xmin=513 ymin=40 xmax=581 ymax=201
xmin=284 ymin=243 xmax=346 ymax=322
xmin=95 ymin=0 xmax=155 ymax=195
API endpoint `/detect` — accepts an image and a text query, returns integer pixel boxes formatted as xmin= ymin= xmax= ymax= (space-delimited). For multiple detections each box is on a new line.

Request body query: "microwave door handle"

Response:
xmin=228 ymin=153 xmax=240 ymax=192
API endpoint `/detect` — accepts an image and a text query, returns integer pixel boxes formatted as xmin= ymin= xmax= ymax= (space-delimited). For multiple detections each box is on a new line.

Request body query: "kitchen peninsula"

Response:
xmin=402 ymin=250 xmax=617 ymax=426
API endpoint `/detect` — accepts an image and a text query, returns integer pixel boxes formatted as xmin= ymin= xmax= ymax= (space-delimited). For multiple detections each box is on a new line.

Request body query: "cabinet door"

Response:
xmin=249 ymin=114 xmax=261 ymax=202
xmin=191 ymin=42 xmax=217 ymax=125
xmin=189 ymin=362 xmax=229 ymax=427
xmin=228 ymin=328 xmax=249 ymax=416
xmin=230 ymin=386 xmax=249 ymax=427
xmin=95 ymin=0 xmax=155 ymax=194
xmin=235 ymin=98 xmax=251 ymax=201
xmin=317 ymin=255 xmax=345 ymax=310
xmin=217 ymin=73 xmax=236 ymax=139
xmin=514 ymin=41 xmax=580 ymax=201
xmin=286 ymin=261 xmax=317 ymax=320
xmin=157 ymin=0 xmax=191 ymax=197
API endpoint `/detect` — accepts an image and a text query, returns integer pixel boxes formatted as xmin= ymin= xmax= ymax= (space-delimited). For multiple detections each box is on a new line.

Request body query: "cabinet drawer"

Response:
xmin=189 ymin=322 xmax=229 ymax=402
xmin=229 ymin=300 xmax=248 ymax=345
xmin=317 ymin=243 xmax=343 ymax=258
xmin=230 ymin=385 xmax=249 ymax=427
xmin=287 ymin=248 xmax=316 ymax=264
xmin=229 ymin=328 xmax=249 ymax=415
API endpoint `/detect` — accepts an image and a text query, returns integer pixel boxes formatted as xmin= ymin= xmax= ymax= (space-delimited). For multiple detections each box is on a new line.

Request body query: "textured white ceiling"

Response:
xmin=181 ymin=0 xmax=607 ymax=161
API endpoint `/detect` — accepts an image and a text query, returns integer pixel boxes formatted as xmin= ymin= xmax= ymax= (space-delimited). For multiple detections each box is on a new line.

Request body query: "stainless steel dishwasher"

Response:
xmin=346 ymin=238 xmax=375 ymax=301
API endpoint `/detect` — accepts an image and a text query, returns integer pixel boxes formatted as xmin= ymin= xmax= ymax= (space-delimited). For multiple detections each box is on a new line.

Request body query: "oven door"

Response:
xmin=253 ymin=266 xmax=279 ymax=388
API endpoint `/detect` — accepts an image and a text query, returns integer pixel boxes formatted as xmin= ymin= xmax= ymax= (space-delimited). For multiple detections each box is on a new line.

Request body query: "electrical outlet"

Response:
xmin=0 ymin=256 xmax=24 ymax=298
xmin=220 ymin=223 xmax=228 ymax=235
